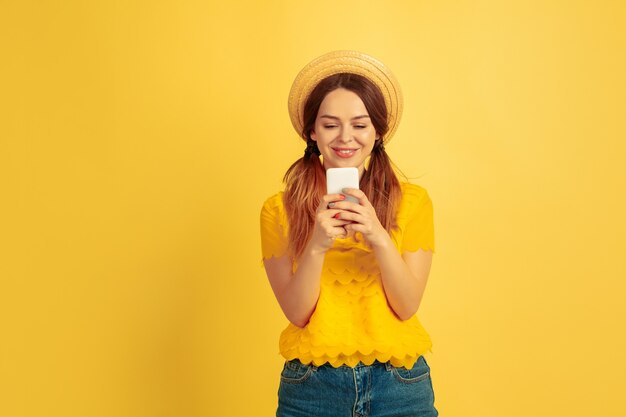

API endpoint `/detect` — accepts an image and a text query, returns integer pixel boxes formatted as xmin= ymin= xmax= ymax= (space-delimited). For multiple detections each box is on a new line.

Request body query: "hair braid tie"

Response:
xmin=304 ymin=139 xmax=321 ymax=156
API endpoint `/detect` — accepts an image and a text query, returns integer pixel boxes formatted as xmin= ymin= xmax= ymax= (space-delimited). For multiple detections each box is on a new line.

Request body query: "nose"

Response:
xmin=338 ymin=125 xmax=353 ymax=143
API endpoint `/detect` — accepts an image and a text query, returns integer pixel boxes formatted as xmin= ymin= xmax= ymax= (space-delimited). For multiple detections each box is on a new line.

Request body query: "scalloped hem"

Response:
xmin=280 ymin=346 xmax=434 ymax=369
xmin=401 ymin=246 xmax=435 ymax=255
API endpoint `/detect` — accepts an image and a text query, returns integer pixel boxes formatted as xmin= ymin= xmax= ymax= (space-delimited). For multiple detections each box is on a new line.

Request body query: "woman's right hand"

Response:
xmin=307 ymin=193 xmax=352 ymax=253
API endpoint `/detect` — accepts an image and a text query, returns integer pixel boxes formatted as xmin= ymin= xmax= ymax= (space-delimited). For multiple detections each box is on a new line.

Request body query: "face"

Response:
xmin=310 ymin=88 xmax=378 ymax=176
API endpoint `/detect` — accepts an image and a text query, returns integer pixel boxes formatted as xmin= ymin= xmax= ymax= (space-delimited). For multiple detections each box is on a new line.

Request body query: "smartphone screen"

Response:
xmin=326 ymin=167 xmax=360 ymax=204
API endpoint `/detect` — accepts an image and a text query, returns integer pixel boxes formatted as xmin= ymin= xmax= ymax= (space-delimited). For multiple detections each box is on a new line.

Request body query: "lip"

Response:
xmin=331 ymin=147 xmax=359 ymax=158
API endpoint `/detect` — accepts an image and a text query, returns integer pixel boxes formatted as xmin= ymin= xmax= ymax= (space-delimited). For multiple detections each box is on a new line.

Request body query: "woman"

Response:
xmin=260 ymin=50 xmax=438 ymax=417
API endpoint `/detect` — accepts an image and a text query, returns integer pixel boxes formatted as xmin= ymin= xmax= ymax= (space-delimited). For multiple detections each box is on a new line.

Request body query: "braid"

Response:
xmin=361 ymin=139 xmax=401 ymax=232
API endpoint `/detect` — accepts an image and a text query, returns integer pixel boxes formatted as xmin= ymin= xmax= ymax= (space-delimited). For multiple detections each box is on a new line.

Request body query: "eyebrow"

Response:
xmin=319 ymin=114 xmax=370 ymax=121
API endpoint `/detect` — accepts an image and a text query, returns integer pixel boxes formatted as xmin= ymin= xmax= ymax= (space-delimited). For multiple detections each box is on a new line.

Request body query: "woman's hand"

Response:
xmin=307 ymin=193 xmax=353 ymax=253
xmin=328 ymin=188 xmax=391 ymax=248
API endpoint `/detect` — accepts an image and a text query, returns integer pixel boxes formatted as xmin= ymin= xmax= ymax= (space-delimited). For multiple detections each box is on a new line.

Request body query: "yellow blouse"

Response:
xmin=260 ymin=182 xmax=435 ymax=369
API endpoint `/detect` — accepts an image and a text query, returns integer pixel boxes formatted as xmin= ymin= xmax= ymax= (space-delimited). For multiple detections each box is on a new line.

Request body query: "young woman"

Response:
xmin=260 ymin=50 xmax=438 ymax=417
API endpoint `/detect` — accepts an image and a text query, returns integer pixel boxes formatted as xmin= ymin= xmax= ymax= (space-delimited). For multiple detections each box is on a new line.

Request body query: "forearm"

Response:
xmin=373 ymin=235 xmax=425 ymax=320
xmin=281 ymin=244 xmax=326 ymax=328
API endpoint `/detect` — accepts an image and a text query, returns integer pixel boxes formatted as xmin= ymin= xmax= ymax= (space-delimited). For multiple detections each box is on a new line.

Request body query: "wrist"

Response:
xmin=304 ymin=240 xmax=331 ymax=257
xmin=370 ymin=231 xmax=394 ymax=251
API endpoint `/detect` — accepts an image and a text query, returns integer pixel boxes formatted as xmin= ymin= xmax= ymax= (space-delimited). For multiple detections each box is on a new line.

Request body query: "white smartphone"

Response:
xmin=326 ymin=167 xmax=360 ymax=204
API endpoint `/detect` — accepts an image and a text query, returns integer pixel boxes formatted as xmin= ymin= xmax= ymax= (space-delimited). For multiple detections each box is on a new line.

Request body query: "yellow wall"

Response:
xmin=1 ymin=1 xmax=625 ymax=416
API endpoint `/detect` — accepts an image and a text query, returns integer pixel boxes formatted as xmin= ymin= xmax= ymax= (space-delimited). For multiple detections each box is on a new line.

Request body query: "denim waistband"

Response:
xmin=290 ymin=358 xmax=394 ymax=370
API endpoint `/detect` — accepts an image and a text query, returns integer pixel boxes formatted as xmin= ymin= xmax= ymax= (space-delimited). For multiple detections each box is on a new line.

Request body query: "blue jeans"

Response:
xmin=276 ymin=356 xmax=438 ymax=417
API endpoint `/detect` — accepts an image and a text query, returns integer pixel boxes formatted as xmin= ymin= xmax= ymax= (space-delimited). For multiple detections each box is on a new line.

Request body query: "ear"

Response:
xmin=310 ymin=130 xmax=317 ymax=141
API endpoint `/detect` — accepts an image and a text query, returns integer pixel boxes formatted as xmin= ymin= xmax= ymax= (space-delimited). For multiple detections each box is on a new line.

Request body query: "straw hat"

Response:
xmin=288 ymin=50 xmax=403 ymax=144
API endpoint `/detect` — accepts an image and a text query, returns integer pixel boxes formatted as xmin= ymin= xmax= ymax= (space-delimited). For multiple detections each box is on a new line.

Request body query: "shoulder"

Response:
xmin=260 ymin=191 xmax=290 ymax=256
xmin=260 ymin=191 xmax=287 ymax=225
xmin=399 ymin=182 xmax=430 ymax=203
xmin=397 ymin=182 xmax=432 ymax=220
xmin=261 ymin=191 xmax=285 ymax=211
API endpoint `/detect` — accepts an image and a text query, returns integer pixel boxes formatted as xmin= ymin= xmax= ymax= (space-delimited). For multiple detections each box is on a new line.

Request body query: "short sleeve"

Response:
xmin=401 ymin=187 xmax=435 ymax=254
xmin=260 ymin=193 xmax=289 ymax=261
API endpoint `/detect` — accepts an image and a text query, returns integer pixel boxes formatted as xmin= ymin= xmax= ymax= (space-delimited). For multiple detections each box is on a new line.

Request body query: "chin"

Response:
xmin=325 ymin=159 xmax=357 ymax=168
xmin=325 ymin=161 xmax=366 ymax=173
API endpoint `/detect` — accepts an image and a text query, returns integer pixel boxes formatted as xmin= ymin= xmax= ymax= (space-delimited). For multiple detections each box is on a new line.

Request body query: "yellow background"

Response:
xmin=1 ymin=1 xmax=625 ymax=416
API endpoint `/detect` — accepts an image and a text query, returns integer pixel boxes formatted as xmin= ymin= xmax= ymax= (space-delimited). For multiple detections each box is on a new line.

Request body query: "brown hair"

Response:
xmin=283 ymin=73 xmax=402 ymax=259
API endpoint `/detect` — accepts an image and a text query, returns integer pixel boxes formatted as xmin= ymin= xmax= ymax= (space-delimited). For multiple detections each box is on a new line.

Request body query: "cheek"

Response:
xmin=316 ymin=130 xmax=334 ymax=143
xmin=361 ymin=132 xmax=377 ymax=146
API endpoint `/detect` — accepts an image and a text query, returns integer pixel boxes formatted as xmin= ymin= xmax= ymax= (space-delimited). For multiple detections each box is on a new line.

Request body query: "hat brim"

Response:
xmin=288 ymin=50 xmax=403 ymax=144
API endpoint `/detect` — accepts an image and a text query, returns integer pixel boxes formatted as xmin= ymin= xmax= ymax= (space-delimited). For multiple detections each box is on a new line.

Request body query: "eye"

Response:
xmin=354 ymin=125 xmax=367 ymax=129
xmin=323 ymin=124 xmax=338 ymax=128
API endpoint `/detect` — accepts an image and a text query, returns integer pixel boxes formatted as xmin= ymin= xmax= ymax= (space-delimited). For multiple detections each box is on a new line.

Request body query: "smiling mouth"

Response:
xmin=332 ymin=148 xmax=359 ymax=158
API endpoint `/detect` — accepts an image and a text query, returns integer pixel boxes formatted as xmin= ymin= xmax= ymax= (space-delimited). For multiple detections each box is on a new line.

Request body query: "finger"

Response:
xmin=326 ymin=226 xmax=347 ymax=240
xmin=327 ymin=200 xmax=364 ymax=213
xmin=329 ymin=218 xmax=352 ymax=226
xmin=341 ymin=188 xmax=372 ymax=207
xmin=344 ymin=223 xmax=365 ymax=234
xmin=317 ymin=209 xmax=347 ymax=220
xmin=321 ymin=216 xmax=352 ymax=230
xmin=321 ymin=193 xmax=347 ymax=204
xmin=317 ymin=194 xmax=347 ymax=211
xmin=332 ymin=211 xmax=362 ymax=223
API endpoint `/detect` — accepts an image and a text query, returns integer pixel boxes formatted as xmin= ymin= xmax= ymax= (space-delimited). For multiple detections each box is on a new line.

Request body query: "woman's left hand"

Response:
xmin=328 ymin=188 xmax=390 ymax=248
